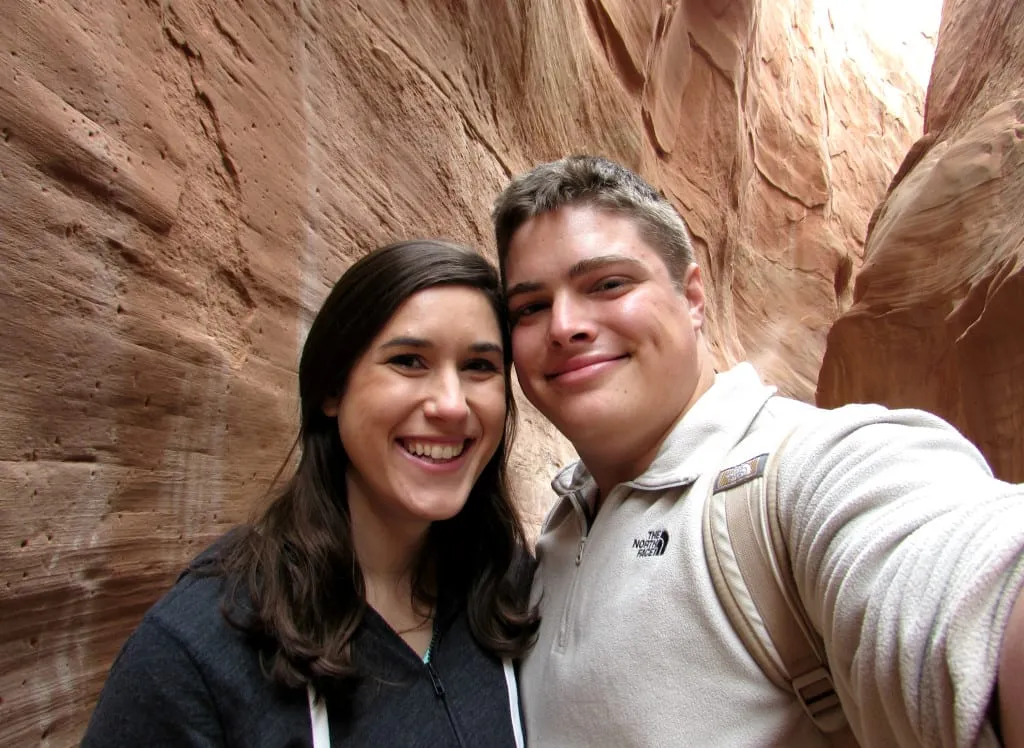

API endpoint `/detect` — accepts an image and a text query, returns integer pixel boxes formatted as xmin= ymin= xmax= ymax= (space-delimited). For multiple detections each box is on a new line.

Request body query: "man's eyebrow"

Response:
xmin=505 ymin=280 xmax=544 ymax=301
xmin=506 ymin=254 xmax=646 ymax=300
xmin=567 ymin=254 xmax=645 ymax=277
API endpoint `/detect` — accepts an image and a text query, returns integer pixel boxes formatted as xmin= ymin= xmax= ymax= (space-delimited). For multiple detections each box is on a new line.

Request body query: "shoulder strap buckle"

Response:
xmin=792 ymin=667 xmax=846 ymax=733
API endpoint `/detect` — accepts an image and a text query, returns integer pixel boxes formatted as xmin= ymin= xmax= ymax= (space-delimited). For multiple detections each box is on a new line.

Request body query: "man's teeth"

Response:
xmin=403 ymin=440 xmax=466 ymax=460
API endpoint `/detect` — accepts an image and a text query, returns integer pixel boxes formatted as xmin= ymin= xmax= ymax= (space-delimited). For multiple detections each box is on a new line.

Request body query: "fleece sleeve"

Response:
xmin=81 ymin=617 xmax=225 ymax=748
xmin=777 ymin=405 xmax=1024 ymax=748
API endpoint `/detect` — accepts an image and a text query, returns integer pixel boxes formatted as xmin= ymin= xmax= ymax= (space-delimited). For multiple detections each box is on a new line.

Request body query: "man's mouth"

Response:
xmin=546 ymin=354 xmax=629 ymax=380
xmin=398 ymin=439 xmax=472 ymax=463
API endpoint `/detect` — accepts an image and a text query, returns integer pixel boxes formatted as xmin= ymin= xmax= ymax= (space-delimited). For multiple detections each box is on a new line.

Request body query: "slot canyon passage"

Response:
xmin=1 ymin=0 xmax=1022 ymax=744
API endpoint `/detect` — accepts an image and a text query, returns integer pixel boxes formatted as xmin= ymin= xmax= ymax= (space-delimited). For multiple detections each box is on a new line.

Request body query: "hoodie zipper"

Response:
xmin=424 ymin=627 xmax=467 ymax=748
xmin=556 ymin=490 xmax=591 ymax=649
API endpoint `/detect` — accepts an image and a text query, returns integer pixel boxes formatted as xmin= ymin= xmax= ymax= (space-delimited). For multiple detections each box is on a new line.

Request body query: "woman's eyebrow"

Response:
xmin=380 ymin=336 xmax=431 ymax=349
xmin=380 ymin=337 xmax=502 ymax=355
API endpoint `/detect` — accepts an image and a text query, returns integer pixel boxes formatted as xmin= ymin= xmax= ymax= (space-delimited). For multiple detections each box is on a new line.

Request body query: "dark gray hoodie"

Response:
xmin=82 ymin=542 xmax=523 ymax=747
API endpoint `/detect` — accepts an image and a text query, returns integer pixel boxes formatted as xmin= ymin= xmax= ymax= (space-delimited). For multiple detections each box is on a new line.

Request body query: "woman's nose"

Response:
xmin=424 ymin=369 xmax=469 ymax=420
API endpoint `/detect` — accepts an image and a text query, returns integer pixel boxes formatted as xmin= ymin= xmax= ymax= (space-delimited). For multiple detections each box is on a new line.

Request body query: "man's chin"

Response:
xmin=548 ymin=407 xmax=620 ymax=446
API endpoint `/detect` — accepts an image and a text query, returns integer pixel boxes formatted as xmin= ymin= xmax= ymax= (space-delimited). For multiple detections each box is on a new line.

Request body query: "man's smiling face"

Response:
xmin=503 ymin=204 xmax=710 ymax=476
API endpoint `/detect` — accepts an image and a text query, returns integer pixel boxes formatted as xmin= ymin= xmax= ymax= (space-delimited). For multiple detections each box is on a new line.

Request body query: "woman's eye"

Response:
xmin=388 ymin=354 xmax=425 ymax=369
xmin=465 ymin=358 xmax=500 ymax=374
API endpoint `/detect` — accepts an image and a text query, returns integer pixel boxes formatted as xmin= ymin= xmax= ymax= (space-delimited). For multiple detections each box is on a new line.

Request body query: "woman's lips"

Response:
xmin=395 ymin=438 xmax=476 ymax=473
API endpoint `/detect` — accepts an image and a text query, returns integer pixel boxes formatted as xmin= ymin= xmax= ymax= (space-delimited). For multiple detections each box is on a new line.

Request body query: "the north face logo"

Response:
xmin=633 ymin=528 xmax=670 ymax=558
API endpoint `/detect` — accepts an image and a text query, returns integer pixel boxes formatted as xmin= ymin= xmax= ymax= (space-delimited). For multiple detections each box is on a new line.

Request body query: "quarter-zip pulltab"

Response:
xmin=557 ymin=489 xmax=591 ymax=649
xmin=575 ymin=535 xmax=586 ymax=566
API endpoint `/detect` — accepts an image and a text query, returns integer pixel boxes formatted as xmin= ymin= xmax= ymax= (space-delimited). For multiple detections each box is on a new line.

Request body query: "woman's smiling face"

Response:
xmin=324 ymin=285 xmax=507 ymax=531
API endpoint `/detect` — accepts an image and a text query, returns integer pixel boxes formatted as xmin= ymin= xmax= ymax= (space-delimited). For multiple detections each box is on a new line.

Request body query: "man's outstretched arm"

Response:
xmin=1001 ymin=586 xmax=1024 ymax=747
xmin=777 ymin=406 xmax=1024 ymax=746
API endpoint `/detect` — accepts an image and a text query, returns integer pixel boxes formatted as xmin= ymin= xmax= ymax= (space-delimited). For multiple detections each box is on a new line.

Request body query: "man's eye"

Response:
xmin=388 ymin=354 xmax=425 ymax=369
xmin=594 ymin=277 xmax=627 ymax=292
xmin=509 ymin=302 xmax=547 ymax=324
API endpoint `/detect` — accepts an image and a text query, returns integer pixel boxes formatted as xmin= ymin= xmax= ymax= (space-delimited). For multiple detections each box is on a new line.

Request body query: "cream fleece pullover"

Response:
xmin=519 ymin=363 xmax=1024 ymax=747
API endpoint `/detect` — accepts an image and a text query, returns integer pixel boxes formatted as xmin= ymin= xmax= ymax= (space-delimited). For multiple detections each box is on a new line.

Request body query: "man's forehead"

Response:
xmin=505 ymin=209 xmax=653 ymax=283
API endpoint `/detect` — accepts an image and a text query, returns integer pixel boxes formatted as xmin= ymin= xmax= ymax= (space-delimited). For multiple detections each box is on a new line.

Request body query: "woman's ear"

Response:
xmin=322 ymin=396 xmax=340 ymax=417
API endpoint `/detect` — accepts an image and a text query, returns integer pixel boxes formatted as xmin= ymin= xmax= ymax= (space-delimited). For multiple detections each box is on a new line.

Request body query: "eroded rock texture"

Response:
xmin=818 ymin=0 xmax=1024 ymax=484
xmin=0 ymin=1 xmax=932 ymax=743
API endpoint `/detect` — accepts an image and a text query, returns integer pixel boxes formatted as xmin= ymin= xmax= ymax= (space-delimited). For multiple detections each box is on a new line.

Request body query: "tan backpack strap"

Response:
xmin=703 ymin=427 xmax=855 ymax=740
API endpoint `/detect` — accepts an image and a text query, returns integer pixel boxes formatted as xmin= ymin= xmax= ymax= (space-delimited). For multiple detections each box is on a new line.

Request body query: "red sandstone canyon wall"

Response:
xmin=0 ymin=1 xmax=933 ymax=743
xmin=818 ymin=0 xmax=1024 ymax=484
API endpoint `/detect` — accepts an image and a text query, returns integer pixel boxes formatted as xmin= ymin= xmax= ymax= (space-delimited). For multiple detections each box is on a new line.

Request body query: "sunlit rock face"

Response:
xmin=818 ymin=0 xmax=1024 ymax=484
xmin=0 ymin=1 xmax=932 ymax=743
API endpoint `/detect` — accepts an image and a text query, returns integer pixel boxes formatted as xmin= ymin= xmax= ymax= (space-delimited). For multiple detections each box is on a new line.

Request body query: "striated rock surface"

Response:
xmin=818 ymin=0 xmax=1024 ymax=484
xmin=0 ymin=1 xmax=933 ymax=744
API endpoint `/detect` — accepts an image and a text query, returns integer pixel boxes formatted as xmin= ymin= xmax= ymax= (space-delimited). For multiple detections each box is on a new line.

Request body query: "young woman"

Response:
xmin=83 ymin=240 xmax=538 ymax=747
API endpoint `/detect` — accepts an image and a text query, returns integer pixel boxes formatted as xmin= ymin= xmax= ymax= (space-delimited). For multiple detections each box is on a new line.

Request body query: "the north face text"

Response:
xmin=633 ymin=529 xmax=670 ymax=557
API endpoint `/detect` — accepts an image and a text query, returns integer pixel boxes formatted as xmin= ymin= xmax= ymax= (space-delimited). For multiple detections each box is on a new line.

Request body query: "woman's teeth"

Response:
xmin=402 ymin=440 xmax=466 ymax=460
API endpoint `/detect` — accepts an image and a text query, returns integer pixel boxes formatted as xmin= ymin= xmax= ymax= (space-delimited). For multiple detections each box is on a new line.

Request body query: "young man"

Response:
xmin=493 ymin=155 xmax=1024 ymax=747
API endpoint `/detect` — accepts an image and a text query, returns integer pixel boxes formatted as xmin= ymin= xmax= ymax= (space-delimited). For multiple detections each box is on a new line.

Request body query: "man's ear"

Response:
xmin=681 ymin=263 xmax=706 ymax=331
xmin=322 ymin=396 xmax=340 ymax=418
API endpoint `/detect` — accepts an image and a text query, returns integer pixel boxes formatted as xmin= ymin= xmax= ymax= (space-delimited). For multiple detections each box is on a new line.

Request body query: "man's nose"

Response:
xmin=548 ymin=295 xmax=596 ymax=347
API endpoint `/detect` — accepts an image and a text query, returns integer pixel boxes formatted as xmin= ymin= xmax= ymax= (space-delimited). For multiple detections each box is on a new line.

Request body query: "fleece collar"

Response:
xmin=549 ymin=363 xmax=776 ymax=500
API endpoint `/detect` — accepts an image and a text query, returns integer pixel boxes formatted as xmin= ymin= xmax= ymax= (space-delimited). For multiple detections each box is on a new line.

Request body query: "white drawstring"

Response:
xmin=307 ymin=685 xmax=330 ymax=748
xmin=503 ymin=658 xmax=525 ymax=748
